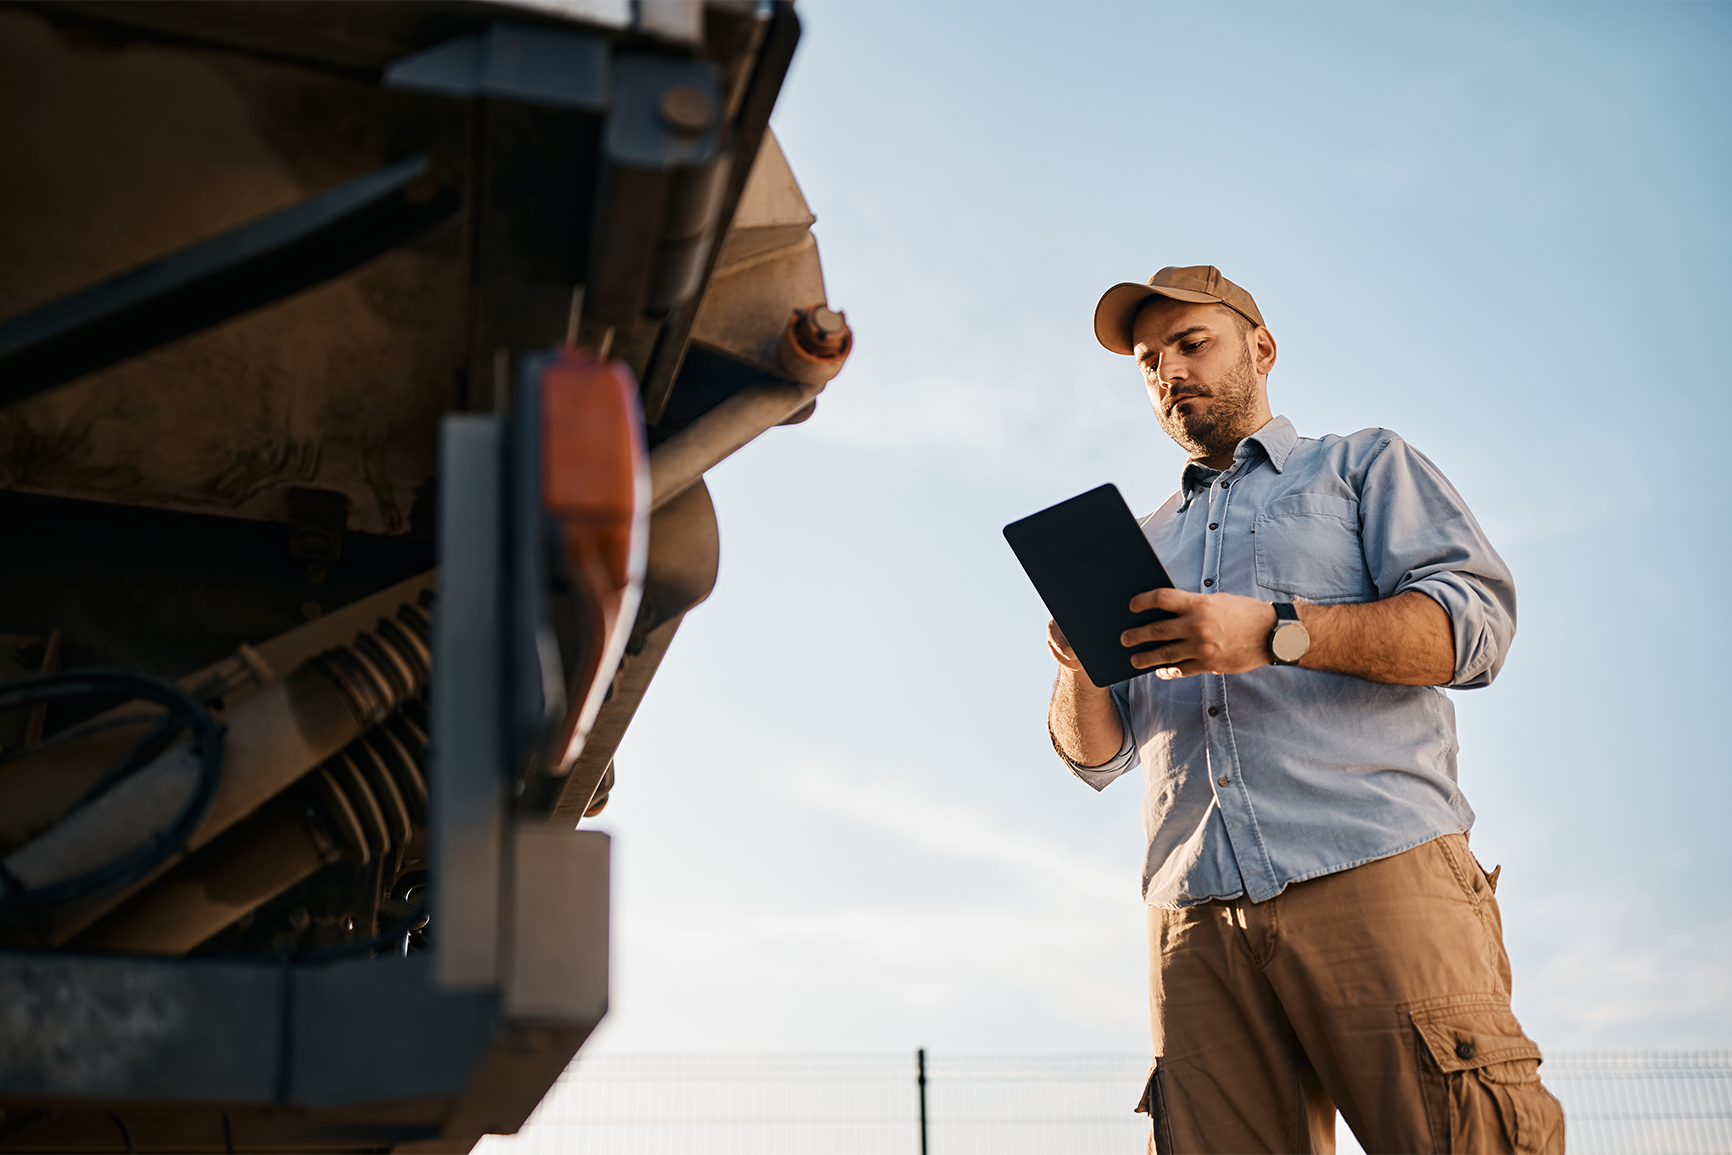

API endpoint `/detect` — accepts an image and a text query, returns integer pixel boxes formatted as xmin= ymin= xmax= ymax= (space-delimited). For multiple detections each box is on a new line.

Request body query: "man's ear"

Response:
xmin=1252 ymin=326 xmax=1277 ymax=377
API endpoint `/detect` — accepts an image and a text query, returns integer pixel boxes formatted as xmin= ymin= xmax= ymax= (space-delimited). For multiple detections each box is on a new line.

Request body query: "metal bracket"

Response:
xmin=285 ymin=488 xmax=351 ymax=562
xmin=638 ymin=1 xmax=802 ymax=423
xmin=384 ymin=24 xmax=610 ymax=113
xmin=588 ymin=55 xmax=729 ymax=325
xmin=430 ymin=416 xmax=506 ymax=990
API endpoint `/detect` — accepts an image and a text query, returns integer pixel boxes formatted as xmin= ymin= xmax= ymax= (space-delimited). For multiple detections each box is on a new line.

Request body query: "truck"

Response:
xmin=0 ymin=2 xmax=849 ymax=1149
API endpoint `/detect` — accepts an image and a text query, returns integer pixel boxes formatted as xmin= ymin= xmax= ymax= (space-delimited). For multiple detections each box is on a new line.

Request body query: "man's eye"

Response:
xmin=1183 ymin=341 xmax=1204 ymax=353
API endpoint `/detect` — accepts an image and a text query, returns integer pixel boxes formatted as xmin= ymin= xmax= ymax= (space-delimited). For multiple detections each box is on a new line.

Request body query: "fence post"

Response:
xmin=917 ymin=1047 xmax=929 ymax=1154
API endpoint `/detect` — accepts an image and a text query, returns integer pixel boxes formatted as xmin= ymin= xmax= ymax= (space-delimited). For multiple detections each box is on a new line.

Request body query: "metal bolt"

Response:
xmin=791 ymin=304 xmax=849 ymax=358
xmin=660 ymin=85 xmax=712 ymax=136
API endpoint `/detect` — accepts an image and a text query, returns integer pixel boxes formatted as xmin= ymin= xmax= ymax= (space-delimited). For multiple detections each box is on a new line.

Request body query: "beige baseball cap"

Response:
xmin=1093 ymin=266 xmax=1265 ymax=355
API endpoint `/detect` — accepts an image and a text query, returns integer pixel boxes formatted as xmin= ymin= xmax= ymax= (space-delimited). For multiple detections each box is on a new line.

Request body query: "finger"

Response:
xmin=1128 ymin=641 xmax=1189 ymax=669
xmin=1130 ymin=587 xmax=1200 ymax=614
xmin=1047 ymin=636 xmax=1084 ymax=671
xmin=1149 ymin=657 xmax=1201 ymax=679
xmin=1046 ymin=624 xmax=1081 ymax=668
xmin=1121 ymin=621 xmax=1186 ymax=648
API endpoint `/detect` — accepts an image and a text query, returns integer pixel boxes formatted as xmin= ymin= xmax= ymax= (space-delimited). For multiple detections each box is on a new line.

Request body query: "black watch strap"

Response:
xmin=1273 ymin=602 xmax=1300 ymax=623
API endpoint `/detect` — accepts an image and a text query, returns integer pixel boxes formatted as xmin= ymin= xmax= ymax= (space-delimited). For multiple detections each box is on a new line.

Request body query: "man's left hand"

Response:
xmin=1121 ymin=588 xmax=1278 ymax=680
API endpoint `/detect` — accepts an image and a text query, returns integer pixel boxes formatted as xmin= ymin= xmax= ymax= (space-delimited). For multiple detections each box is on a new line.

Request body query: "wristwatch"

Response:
xmin=1269 ymin=602 xmax=1310 ymax=666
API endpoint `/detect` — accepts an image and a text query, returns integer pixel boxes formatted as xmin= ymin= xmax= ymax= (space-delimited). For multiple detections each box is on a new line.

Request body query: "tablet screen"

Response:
xmin=1003 ymin=483 xmax=1177 ymax=687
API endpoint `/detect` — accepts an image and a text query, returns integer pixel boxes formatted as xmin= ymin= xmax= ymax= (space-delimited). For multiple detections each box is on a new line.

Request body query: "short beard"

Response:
xmin=1155 ymin=340 xmax=1262 ymax=461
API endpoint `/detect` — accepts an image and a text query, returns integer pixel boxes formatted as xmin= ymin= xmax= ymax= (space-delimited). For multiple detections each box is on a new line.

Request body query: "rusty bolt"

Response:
xmin=793 ymin=305 xmax=849 ymax=358
xmin=660 ymin=85 xmax=713 ymax=136
xmin=778 ymin=303 xmax=853 ymax=385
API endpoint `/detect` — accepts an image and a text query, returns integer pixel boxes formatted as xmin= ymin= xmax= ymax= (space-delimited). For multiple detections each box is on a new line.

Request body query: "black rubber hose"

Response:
xmin=0 ymin=670 xmax=223 ymax=910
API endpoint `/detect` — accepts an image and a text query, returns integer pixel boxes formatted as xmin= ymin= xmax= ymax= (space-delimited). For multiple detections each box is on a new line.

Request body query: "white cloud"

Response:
xmin=570 ymin=764 xmax=1153 ymax=1053
xmin=766 ymin=762 xmax=1131 ymax=901
xmin=603 ymin=897 xmax=1147 ymax=1051
xmin=806 ymin=365 xmax=1049 ymax=462
xmin=802 ymin=352 xmax=1175 ymax=497
xmin=1510 ymin=888 xmax=1732 ymax=1048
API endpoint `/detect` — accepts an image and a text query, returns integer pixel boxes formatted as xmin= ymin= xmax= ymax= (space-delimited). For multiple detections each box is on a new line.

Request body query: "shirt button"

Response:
xmin=1220 ymin=481 xmax=1230 ymax=489
xmin=1455 ymin=1040 xmax=1476 ymax=1061
xmin=1209 ymin=523 xmax=1218 ymax=530
xmin=1203 ymin=578 xmax=1214 ymax=587
xmin=1207 ymin=707 xmax=1219 ymax=717
xmin=1217 ymin=776 xmax=1230 ymax=787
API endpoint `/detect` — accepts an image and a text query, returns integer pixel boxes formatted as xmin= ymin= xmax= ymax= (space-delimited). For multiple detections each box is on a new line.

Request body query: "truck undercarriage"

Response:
xmin=0 ymin=3 xmax=847 ymax=1149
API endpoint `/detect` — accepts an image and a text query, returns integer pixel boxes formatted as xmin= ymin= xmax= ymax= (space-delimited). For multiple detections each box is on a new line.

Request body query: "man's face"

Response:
xmin=1132 ymin=299 xmax=1268 ymax=460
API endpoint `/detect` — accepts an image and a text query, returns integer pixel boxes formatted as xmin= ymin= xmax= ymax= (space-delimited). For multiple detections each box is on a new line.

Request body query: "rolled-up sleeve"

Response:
xmin=1056 ymin=684 xmax=1141 ymax=790
xmin=1358 ymin=435 xmax=1517 ymax=689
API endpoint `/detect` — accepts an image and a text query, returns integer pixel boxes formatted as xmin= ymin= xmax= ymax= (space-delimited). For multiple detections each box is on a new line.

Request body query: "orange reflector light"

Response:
xmin=540 ymin=347 xmax=648 ymax=771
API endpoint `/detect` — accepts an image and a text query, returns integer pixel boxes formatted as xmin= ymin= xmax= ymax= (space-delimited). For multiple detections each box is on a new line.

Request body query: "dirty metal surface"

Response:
xmin=15 ymin=0 xmax=633 ymax=75
xmin=0 ymin=7 xmax=468 ymax=536
xmin=0 ymin=951 xmax=278 ymax=1101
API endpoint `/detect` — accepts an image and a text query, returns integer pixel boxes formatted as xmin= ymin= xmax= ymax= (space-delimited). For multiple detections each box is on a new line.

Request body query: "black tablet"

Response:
xmin=1003 ymin=483 xmax=1177 ymax=687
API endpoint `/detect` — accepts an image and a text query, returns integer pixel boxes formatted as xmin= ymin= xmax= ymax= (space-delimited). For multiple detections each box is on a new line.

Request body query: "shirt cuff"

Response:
xmin=1057 ymin=709 xmax=1139 ymax=792
xmin=1400 ymin=572 xmax=1513 ymax=689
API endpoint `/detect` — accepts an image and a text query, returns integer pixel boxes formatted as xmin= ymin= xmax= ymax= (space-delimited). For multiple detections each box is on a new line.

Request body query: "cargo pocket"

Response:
xmin=1408 ymin=994 xmax=1565 ymax=1154
xmin=1135 ymin=1064 xmax=1175 ymax=1155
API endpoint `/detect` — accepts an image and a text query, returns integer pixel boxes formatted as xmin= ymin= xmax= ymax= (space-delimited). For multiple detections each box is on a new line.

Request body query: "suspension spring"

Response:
xmin=299 ymin=592 xmax=434 ymax=865
xmin=307 ymin=591 xmax=433 ymax=729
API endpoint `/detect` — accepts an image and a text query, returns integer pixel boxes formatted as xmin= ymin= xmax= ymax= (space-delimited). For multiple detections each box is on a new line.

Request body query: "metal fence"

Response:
xmin=1546 ymin=1052 xmax=1732 ymax=1155
xmin=482 ymin=1050 xmax=1732 ymax=1155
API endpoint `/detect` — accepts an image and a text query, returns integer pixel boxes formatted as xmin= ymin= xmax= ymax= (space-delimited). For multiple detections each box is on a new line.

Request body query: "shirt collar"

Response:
xmin=1178 ymin=416 xmax=1297 ymax=500
xmin=1180 ymin=461 xmax=1218 ymax=501
xmin=1244 ymin=415 xmax=1297 ymax=472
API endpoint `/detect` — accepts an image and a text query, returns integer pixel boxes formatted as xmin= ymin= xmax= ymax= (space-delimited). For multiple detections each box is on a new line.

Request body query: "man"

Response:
xmin=1049 ymin=266 xmax=1565 ymax=1154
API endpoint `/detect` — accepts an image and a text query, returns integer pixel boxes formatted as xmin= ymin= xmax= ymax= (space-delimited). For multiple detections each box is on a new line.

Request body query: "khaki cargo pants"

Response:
xmin=1140 ymin=834 xmax=1565 ymax=1154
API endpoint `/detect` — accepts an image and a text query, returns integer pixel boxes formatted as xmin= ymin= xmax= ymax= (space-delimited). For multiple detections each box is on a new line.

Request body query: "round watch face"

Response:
xmin=1272 ymin=621 xmax=1310 ymax=664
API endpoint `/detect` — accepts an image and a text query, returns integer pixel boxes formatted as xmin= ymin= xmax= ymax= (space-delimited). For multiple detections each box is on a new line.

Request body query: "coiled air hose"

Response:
xmin=0 ymin=671 xmax=223 ymax=912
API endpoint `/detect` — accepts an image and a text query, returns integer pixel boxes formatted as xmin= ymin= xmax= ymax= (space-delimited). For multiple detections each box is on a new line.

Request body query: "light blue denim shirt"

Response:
xmin=1066 ymin=416 xmax=1516 ymax=908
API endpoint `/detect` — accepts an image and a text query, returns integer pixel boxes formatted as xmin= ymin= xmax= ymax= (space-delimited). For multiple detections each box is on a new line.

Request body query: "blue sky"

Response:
xmin=573 ymin=0 xmax=1732 ymax=1060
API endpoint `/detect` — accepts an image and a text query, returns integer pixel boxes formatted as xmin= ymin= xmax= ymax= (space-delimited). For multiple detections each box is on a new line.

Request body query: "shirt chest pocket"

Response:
xmin=1252 ymin=493 xmax=1372 ymax=603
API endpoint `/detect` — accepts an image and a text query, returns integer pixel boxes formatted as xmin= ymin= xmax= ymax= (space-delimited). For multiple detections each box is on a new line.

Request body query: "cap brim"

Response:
xmin=1092 ymin=283 xmax=1225 ymax=355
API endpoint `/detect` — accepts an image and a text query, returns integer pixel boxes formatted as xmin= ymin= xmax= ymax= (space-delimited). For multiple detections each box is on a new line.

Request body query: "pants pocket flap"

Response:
xmin=1135 ymin=1066 xmax=1156 ymax=1115
xmin=1406 ymin=994 xmax=1543 ymax=1074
